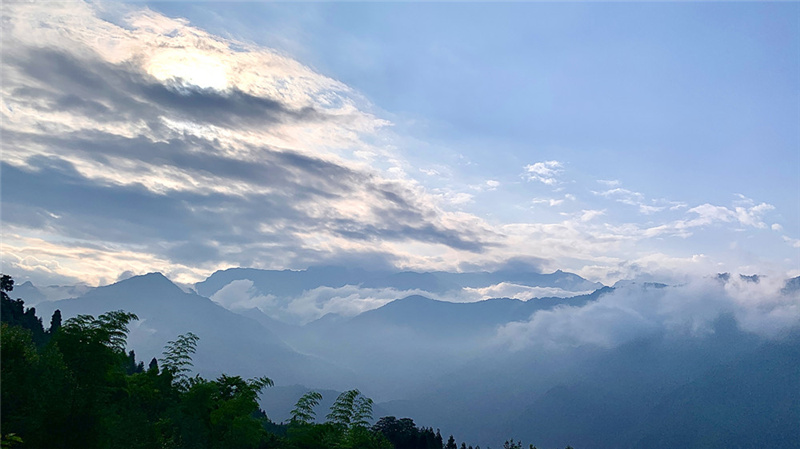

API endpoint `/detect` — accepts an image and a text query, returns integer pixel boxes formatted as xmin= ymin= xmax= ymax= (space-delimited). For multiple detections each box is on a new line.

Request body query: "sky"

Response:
xmin=1 ymin=1 xmax=798 ymax=287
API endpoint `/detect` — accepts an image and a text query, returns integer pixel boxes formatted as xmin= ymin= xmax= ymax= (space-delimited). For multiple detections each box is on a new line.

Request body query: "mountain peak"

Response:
xmin=101 ymin=272 xmax=183 ymax=297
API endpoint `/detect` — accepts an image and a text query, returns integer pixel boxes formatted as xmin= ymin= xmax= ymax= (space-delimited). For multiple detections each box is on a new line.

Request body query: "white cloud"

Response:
xmin=597 ymin=179 xmax=621 ymax=187
xmin=420 ymin=168 xmax=440 ymax=176
xmin=495 ymin=275 xmax=800 ymax=351
xmin=532 ymin=198 xmax=564 ymax=207
xmin=524 ymin=160 xmax=563 ymax=185
xmin=579 ymin=210 xmax=605 ymax=222
xmin=783 ymin=236 xmax=800 ymax=248
xmin=458 ymin=283 xmax=593 ymax=302
xmin=593 ymin=187 xmax=645 ymax=207
xmin=638 ymin=204 xmax=664 ymax=215
xmin=211 ymin=279 xmax=278 ymax=311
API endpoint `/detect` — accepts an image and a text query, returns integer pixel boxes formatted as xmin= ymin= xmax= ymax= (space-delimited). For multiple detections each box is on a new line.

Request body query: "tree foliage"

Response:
xmin=327 ymin=389 xmax=374 ymax=429
xmin=291 ymin=390 xmax=323 ymax=424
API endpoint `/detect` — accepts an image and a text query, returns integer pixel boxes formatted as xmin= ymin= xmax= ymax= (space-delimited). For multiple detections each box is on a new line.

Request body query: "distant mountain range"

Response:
xmin=195 ymin=266 xmax=603 ymax=299
xmin=14 ymin=268 xmax=800 ymax=448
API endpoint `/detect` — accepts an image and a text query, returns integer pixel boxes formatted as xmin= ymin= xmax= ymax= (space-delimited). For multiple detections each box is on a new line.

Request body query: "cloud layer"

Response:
xmin=1 ymin=2 xmax=497 ymax=284
xmin=1 ymin=2 xmax=795 ymax=288
xmin=496 ymin=275 xmax=800 ymax=351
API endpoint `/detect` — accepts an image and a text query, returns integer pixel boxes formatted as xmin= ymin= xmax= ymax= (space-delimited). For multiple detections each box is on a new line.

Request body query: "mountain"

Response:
xmin=630 ymin=332 xmax=800 ymax=449
xmin=11 ymin=280 xmax=94 ymax=306
xmin=34 ymin=273 xmax=354 ymax=390
xmin=21 ymin=270 xmax=798 ymax=448
xmin=196 ymin=266 xmax=603 ymax=299
xmin=379 ymin=314 xmax=796 ymax=449
xmin=782 ymin=276 xmax=800 ymax=295
xmin=195 ymin=266 xmax=604 ymax=325
xmin=268 ymin=287 xmax=613 ymax=400
xmin=348 ymin=287 xmax=613 ymax=337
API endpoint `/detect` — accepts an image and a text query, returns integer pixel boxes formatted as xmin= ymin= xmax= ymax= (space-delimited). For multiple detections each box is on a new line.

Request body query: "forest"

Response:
xmin=0 ymin=275 xmax=571 ymax=449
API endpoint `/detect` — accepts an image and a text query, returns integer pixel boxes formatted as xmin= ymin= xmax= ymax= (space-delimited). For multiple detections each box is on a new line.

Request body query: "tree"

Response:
xmin=291 ymin=391 xmax=323 ymax=424
xmin=159 ymin=331 xmax=199 ymax=389
xmin=0 ymin=276 xmax=46 ymax=346
xmin=446 ymin=435 xmax=457 ymax=449
xmin=327 ymin=389 xmax=374 ymax=429
xmin=1 ymin=274 xmax=14 ymax=300
xmin=49 ymin=309 xmax=62 ymax=334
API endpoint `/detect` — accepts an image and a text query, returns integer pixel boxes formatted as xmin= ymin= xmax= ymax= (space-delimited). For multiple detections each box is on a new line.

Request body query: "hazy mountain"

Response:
xmin=12 ymin=280 xmax=94 ymax=306
xmin=260 ymin=288 xmax=612 ymax=400
xmin=630 ymin=331 xmax=800 ymax=449
xmin=196 ymin=266 xmax=603 ymax=325
xmin=376 ymin=315 xmax=799 ymax=449
xmin=197 ymin=266 xmax=602 ymax=299
xmin=19 ymin=270 xmax=800 ymax=449
xmin=782 ymin=275 xmax=800 ymax=295
xmin=34 ymin=273 xmax=354 ymax=390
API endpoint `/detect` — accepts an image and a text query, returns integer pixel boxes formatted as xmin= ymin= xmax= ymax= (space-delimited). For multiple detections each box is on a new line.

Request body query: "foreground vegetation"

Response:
xmin=1 ymin=275 xmax=570 ymax=449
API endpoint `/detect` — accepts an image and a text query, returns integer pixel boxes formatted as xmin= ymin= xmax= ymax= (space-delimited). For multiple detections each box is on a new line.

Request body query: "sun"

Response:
xmin=146 ymin=50 xmax=229 ymax=91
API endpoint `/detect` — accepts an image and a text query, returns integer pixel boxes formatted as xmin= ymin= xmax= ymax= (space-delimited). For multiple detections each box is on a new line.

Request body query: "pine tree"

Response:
xmin=49 ymin=310 xmax=62 ymax=334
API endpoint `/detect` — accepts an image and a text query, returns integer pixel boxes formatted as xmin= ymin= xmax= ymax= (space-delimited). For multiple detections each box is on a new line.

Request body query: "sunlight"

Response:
xmin=146 ymin=50 xmax=229 ymax=91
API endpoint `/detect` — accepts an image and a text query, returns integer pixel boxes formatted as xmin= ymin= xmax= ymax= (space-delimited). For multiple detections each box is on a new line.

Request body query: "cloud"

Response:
xmin=211 ymin=280 xmax=433 ymax=324
xmin=532 ymin=193 xmax=576 ymax=208
xmin=593 ymin=187 xmax=645 ymax=206
xmin=495 ymin=275 xmax=800 ymax=351
xmin=459 ymin=283 xmax=593 ymax=302
xmin=579 ymin=210 xmax=605 ymax=222
xmin=1 ymin=2 xmax=496 ymax=283
xmin=209 ymin=275 xmax=589 ymax=324
xmin=0 ymin=2 xmax=792 ymax=288
xmin=532 ymin=198 xmax=564 ymax=207
xmin=783 ymin=236 xmax=800 ymax=248
xmin=524 ymin=160 xmax=563 ymax=185
xmin=597 ymin=179 xmax=621 ymax=187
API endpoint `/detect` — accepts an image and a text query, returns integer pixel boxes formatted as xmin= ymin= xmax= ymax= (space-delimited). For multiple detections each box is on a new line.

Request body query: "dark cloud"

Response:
xmin=164 ymin=241 xmax=222 ymax=265
xmin=2 ymin=38 xmax=495 ymax=273
xmin=8 ymin=47 xmax=329 ymax=129
xmin=1 ymin=144 xmax=491 ymax=268
xmin=330 ymin=219 xmax=489 ymax=252
xmin=3 ymin=128 xmax=364 ymax=199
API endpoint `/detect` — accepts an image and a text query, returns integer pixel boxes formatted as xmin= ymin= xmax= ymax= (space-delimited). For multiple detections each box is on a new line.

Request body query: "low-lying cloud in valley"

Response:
xmin=496 ymin=274 xmax=800 ymax=351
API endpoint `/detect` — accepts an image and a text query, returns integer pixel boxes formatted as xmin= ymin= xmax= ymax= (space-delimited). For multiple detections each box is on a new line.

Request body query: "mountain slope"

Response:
xmin=631 ymin=332 xmax=800 ymax=449
xmin=35 ymin=273 xmax=354 ymax=389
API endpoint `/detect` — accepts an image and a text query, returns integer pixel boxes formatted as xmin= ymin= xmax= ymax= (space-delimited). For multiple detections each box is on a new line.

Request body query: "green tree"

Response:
xmin=291 ymin=391 xmax=323 ymax=424
xmin=49 ymin=309 xmax=62 ymax=334
xmin=159 ymin=332 xmax=199 ymax=390
xmin=327 ymin=389 xmax=374 ymax=429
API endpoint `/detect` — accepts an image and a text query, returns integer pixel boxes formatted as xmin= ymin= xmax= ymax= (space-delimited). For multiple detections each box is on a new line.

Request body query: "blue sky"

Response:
xmin=1 ymin=1 xmax=797 ymax=286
